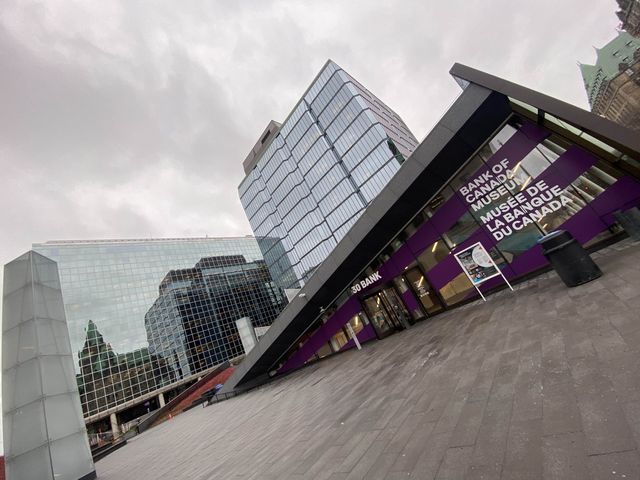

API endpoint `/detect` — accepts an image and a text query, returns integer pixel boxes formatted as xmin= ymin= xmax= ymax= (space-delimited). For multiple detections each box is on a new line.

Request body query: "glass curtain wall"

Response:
xmin=31 ymin=238 xmax=287 ymax=421
xmin=239 ymin=60 xmax=419 ymax=291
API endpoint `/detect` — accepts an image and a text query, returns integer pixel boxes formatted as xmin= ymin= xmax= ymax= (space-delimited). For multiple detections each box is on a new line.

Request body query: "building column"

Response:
xmin=345 ymin=323 xmax=362 ymax=350
xmin=110 ymin=412 xmax=121 ymax=439
xmin=158 ymin=392 xmax=166 ymax=408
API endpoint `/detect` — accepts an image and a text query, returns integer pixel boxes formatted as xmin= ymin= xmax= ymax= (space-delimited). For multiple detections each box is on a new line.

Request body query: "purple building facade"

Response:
xmin=277 ymin=115 xmax=640 ymax=373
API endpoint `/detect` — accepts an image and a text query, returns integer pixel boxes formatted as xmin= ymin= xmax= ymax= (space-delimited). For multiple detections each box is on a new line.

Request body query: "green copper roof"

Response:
xmin=580 ymin=31 xmax=640 ymax=107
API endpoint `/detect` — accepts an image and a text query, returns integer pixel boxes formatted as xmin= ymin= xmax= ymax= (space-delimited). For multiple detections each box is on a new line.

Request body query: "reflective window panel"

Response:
xmin=32 ymin=238 xmax=287 ymax=420
xmin=239 ymin=60 xmax=419 ymax=292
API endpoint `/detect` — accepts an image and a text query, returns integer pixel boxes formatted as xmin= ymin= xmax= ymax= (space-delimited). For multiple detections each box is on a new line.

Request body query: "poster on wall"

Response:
xmin=454 ymin=242 xmax=512 ymax=300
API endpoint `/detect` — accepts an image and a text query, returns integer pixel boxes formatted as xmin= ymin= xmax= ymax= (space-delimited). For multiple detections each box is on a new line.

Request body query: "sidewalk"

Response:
xmin=96 ymin=239 xmax=640 ymax=480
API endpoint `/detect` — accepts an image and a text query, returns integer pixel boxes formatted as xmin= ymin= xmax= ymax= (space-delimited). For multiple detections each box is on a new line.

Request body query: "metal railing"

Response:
xmin=204 ymin=390 xmax=240 ymax=406
xmin=88 ymin=431 xmax=115 ymax=448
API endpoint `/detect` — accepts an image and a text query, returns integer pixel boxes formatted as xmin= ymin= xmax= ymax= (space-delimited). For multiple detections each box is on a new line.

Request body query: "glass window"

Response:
xmin=438 ymin=247 xmax=508 ymax=308
xmin=417 ymin=240 xmax=450 ymax=272
xmin=571 ymin=165 xmax=618 ymax=202
xmin=392 ymin=276 xmax=409 ymax=294
xmin=442 ymin=211 xmax=481 ymax=249
xmin=330 ymin=330 xmax=349 ymax=351
xmin=448 ymin=155 xmax=486 ymax=193
xmin=348 ymin=312 xmax=368 ymax=335
xmin=404 ymin=268 xmax=444 ymax=315
xmin=315 ymin=342 xmax=333 ymax=359
xmin=537 ymin=185 xmax=588 ymax=234
xmin=438 ymin=272 xmax=475 ymax=307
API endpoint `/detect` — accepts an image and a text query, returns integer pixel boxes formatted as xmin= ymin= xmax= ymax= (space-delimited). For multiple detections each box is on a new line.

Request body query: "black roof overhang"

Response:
xmin=449 ymin=63 xmax=640 ymax=155
xmin=223 ymin=83 xmax=513 ymax=392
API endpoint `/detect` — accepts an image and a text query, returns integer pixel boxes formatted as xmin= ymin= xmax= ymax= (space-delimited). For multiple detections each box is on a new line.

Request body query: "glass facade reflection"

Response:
xmin=239 ymin=60 xmax=418 ymax=290
xmin=31 ymin=238 xmax=286 ymax=423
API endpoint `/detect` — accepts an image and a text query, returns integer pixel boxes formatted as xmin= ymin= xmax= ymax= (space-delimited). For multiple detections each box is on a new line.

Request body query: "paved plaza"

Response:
xmin=97 ymin=240 xmax=640 ymax=480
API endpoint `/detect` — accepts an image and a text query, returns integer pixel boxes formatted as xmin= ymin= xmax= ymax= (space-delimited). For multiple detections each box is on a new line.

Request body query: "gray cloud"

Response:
xmin=0 ymin=0 xmax=621 ymax=267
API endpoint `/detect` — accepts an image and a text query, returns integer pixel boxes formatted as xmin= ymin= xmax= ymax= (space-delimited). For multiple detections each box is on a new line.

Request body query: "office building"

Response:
xmin=144 ymin=255 xmax=282 ymax=381
xmin=617 ymin=0 xmax=640 ymax=37
xmin=8 ymin=237 xmax=288 ymax=437
xmin=580 ymin=31 xmax=640 ymax=130
xmin=223 ymin=63 xmax=640 ymax=394
xmin=239 ymin=60 xmax=419 ymax=293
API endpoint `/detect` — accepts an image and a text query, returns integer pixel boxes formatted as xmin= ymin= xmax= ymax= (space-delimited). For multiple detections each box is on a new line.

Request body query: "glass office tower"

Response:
xmin=30 ymin=237 xmax=286 ymax=434
xmin=239 ymin=60 xmax=419 ymax=291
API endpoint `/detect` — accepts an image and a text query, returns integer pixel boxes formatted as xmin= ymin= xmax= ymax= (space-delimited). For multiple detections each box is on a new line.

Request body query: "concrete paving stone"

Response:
xmin=464 ymin=463 xmax=503 ymax=480
xmin=94 ymin=240 xmax=640 ymax=480
xmin=542 ymin=432 xmax=591 ymax=480
xmin=466 ymin=377 xmax=496 ymax=404
xmin=410 ymin=431 xmax=452 ymax=480
xmin=435 ymin=446 xmax=474 ymax=480
xmin=588 ymin=450 xmax=640 ymax=480
xmin=422 ymin=394 xmax=455 ymax=423
xmin=591 ymin=328 xmax=631 ymax=365
xmin=622 ymin=401 xmax=640 ymax=450
xmin=449 ymin=400 xmax=487 ymax=447
xmin=389 ymin=422 xmax=436 ymax=473
xmin=485 ymin=379 xmax=515 ymax=413
xmin=541 ymin=333 xmax=572 ymax=386
xmin=519 ymin=340 xmax=542 ymax=370
xmin=624 ymin=290 xmax=640 ymax=309
xmin=384 ymin=415 xmax=425 ymax=454
xmin=373 ymin=399 xmax=407 ymax=430
xmin=453 ymin=364 xmax=482 ymax=395
xmin=361 ymin=452 xmax=398 ymax=480
xmin=501 ymin=419 xmax=542 ymax=480
xmin=304 ymin=446 xmax=345 ymax=478
xmin=511 ymin=369 xmax=543 ymax=422
xmin=542 ymin=381 xmax=582 ymax=436
xmin=571 ymin=368 xmax=637 ymax=455
xmin=609 ymin=312 xmax=640 ymax=336
xmin=343 ymin=439 xmax=391 ymax=480
xmin=335 ymin=430 xmax=381 ymax=473
xmin=601 ymin=353 xmax=640 ymax=404
xmin=621 ymin=327 xmax=640 ymax=354
xmin=319 ymin=473 xmax=349 ymax=480
xmin=409 ymin=387 xmax=438 ymax=416
xmin=432 ymin=392 xmax=468 ymax=435
xmin=468 ymin=406 xmax=511 ymax=469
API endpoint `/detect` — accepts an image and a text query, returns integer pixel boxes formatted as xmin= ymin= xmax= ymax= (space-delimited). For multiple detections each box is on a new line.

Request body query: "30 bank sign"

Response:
xmin=351 ymin=271 xmax=382 ymax=294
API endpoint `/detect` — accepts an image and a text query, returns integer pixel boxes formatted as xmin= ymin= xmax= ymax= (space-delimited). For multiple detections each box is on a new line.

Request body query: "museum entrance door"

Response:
xmin=362 ymin=287 xmax=411 ymax=338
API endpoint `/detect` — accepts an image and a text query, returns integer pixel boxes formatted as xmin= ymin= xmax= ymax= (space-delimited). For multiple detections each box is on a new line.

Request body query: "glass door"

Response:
xmin=379 ymin=287 xmax=412 ymax=329
xmin=404 ymin=267 xmax=445 ymax=315
xmin=362 ymin=293 xmax=397 ymax=338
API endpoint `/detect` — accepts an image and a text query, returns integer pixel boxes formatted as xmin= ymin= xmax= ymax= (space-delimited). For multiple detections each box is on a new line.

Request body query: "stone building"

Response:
xmin=617 ymin=0 xmax=640 ymax=37
xmin=580 ymin=31 xmax=640 ymax=131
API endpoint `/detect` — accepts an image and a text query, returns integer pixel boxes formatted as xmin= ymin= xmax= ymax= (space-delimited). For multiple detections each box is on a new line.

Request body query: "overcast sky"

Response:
xmin=0 ymin=0 xmax=622 ymax=270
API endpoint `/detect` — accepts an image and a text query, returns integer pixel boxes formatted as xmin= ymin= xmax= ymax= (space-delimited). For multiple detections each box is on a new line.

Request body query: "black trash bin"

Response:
xmin=537 ymin=230 xmax=602 ymax=287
